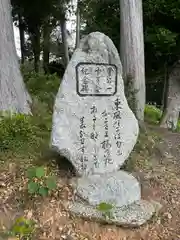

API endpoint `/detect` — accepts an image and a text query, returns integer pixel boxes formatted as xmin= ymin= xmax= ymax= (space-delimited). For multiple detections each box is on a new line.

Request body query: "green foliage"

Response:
xmin=144 ymin=104 xmax=180 ymax=131
xmin=12 ymin=0 xmax=72 ymax=73
xmin=80 ymin=0 xmax=119 ymax=50
xmin=27 ymin=166 xmax=57 ymax=197
xmin=35 ymin=166 xmax=45 ymax=178
xmin=46 ymin=176 xmax=57 ymax=190
xmin=28 ymin=181 xmax=39 ymax=194
xmin=176 ymin=121 xmax=180 ymax=132
xmin=96 ymin=202 xmax=114 ymax=220
xmin=23 ymin=72 xmax=60 ymax=111
xmin=144 ymin=104 xmax=162 ymax=124
xmin=10 ymin=216 xmax=35 ymax=239
xmin=0 ymin=68 xmax=61 ymax=155
xmin=0 ymin=113 xmax=35 ymax=151
xmin=81 ymin=0 xmax=180 ymax=84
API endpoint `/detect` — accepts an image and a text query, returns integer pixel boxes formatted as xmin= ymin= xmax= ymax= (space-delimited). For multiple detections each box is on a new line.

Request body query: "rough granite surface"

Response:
xmin=72 ymin=171 xmax=141 ymax=207
xmin=68 ymin=199 xmax=162 ymax=227
xmin=51 ymin=32 xmax=139 ymax=176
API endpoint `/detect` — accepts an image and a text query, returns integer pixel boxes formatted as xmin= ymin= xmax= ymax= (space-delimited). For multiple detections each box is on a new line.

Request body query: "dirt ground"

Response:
xmin=1 ymin=126 xmax=180 ymax=240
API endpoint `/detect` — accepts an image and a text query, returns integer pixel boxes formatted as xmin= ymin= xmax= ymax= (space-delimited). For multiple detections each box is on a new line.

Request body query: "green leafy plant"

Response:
xmin=96 ymin=202 xmax=114 ymax=220
xmin=0 ymin=112 xmax=35 ymax=151
xmin=23 ymin=72 xmax=60 ymax=111
xmin=27 ymin=166 xmax=57 ymax=197
xmin=9 ymin=216 xmax=35 ymax=240
xmin=144 ymin=104 xmax=162 ymax=124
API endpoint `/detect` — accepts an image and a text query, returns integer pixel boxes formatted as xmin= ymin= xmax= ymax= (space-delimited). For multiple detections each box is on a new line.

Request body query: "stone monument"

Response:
xmin=51 ymin=32 xmax=161 ymax=227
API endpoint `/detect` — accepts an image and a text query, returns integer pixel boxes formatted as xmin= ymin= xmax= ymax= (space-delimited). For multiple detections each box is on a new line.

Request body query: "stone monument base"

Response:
xmin=68 ymin=199 xmax=161 ymax=227
xmin=68 ymin=171 xmax=162 ymax=227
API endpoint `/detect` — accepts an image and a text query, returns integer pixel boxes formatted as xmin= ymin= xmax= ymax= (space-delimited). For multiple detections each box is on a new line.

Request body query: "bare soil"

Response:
xmin=1 ymin=126 xmax=180 ymax=240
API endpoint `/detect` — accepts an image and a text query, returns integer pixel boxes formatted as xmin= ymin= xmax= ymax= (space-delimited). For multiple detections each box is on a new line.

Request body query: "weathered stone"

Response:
xmin=72 ymin=171 xmax=141 ymax=207
xmin=68 ymin=200 xmax=162 ymax=227
xmin=51 ymin=32 xmax=139 ymax=176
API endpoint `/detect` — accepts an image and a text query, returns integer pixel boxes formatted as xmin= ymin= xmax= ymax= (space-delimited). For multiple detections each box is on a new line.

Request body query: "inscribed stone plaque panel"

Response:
xmin=76 ymin=63 xmax=117 ymax=96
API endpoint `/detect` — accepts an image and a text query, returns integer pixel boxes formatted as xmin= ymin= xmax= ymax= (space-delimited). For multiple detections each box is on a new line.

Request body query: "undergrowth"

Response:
xmin=144 ymin=104 xmax=162 ymax=124
xmin=0 ymin=70 xmax=59 ymax=162
xmin=0 ymin=69 xmax=60 ymax=239
xmin=145 ymin=104 xmax=180 ymax=131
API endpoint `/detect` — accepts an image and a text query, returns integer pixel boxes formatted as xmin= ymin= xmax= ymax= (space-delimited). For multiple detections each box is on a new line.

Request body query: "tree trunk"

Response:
xmin=120 ymin=0 xmax=145 ymax=122
xmin=0 ymin=0 xmax=31 ymax=114
xmin=31 ymin=27 xmax=41 ymax=73
xmin=43 ymin=16 xmax=51 ymax=74
xmin=18 ymin=13 xmax=25 ymax=64
xmin=161 ymin=62 xmax=168 ymax=112
xmin=60 ymin=14 xmax=69 ymax=67
xmin=75 ymin=1 xmax=80 ymax=49
xmin=160 ymin=61 xmax=180 ymax=130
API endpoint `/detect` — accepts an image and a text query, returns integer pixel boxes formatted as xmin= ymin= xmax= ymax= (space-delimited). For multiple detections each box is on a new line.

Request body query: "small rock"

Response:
xmin=164 ymin=212 xmax=172 ymax=219
xmin=157 ymin=219 xmax=161 ymax=224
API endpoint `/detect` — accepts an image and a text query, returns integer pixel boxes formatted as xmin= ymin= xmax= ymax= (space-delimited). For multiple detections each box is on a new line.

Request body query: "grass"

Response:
xmin=145 ymin=104 xmax=180 ymax=131
xmin=144 ymin=104 xmax=162 ymax=124
xmin=0 ymin=71 xmax=59 ymax=165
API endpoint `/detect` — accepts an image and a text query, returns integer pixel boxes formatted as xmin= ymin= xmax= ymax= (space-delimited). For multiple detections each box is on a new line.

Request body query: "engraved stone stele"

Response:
xmin=51 ymin=31 xmax=139 ymax=176
xmin=51 ymin=32 xmax=162 ymax=227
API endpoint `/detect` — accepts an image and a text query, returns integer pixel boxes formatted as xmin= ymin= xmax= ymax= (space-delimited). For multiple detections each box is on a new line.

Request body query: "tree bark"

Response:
xmin=18 ymin=13 xmax=25 ymax=64
xmin=75 ymin=1 xmax=80 ymax=49
xmin=161 ymin=62 xmax=168 ymax=112
xmin=31 ymin=27 xmax=41 ymax=73
xmin=0 ymin=0 xmax=31 ymax=114
xmin=60 ymin=13 xmax=69 ymax=67
xmin=43 ymin=16 xmax=51 ymax=74
xmin=160 ymin=61 xmax=180 ymax=130
xmin=120 ymin=0 xmax=145 ymax=122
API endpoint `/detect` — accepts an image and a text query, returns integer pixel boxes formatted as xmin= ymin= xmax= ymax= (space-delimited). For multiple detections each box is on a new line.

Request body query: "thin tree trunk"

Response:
xmin=75 ymin=1 xmax=80 ymax=49
xmin=18 ymin=13 xmax=25 ymax=64
xmin=0 ymin=0 xmax=31 ymax=114
xmin=160 ymin=61 xmax=180 ymax=130
xmin=161 ymin=62 xmax=168 ymax=112
xmin=43 ymin=16 xmax=51 ymax=74
xmin=60 ymin=14 xmax=69 ymax=67
xmin=120 ymin=0 xmax=145 ymax=122
xmin=31 ymin=27 xmax=41 ymax=73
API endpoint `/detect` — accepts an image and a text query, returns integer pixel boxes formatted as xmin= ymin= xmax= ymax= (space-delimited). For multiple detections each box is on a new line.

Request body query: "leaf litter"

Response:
xmin=1 ymin=127 xmax=180 ymax=239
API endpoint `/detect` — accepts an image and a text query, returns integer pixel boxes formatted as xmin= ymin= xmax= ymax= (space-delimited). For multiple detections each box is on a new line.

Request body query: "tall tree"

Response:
xmin=60 ymin=10 xmax=69 ymax=67
xmin=120 ymin=0 xmax=145 ymax=122
xmin=18 ymin=13 xmax=26 ymax=64
xmin=75 ymin=0 xmax=80 ymax=48
xmin=160 ymin=61 xmax=180 ymax=130
xmin=43 ymin=15 xmax=51 ymax=73
xmin=0 ymin=0 xmax=31 ymax=113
